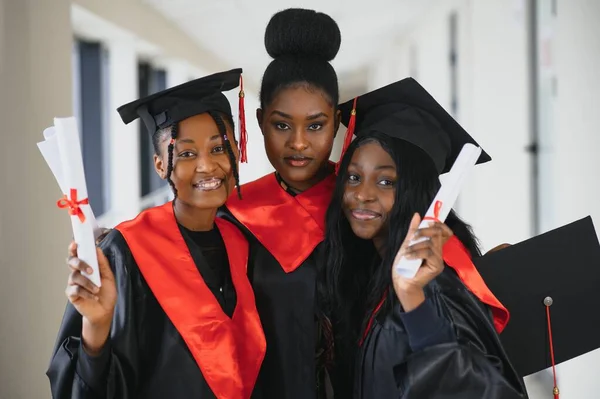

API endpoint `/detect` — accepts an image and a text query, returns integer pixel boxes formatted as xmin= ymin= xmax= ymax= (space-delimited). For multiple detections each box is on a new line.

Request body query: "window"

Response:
xmin=530 ymin=0 xmax=558 ymax=234
xmin=73 ymin=38 xmax=110 ymax=215
xmin=449 ymin=12 xmax=459 ymax=117
xmin=138 ymin=62 xmax=167 ymax=197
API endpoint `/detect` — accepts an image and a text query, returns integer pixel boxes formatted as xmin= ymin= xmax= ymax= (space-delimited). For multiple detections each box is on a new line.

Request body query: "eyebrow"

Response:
xmin=306 ymin=112 xmax=328 ymax=121
xmin=176 ymin=134 xmax=221 ymax=144
xmin=349 ymin=162 xmax=396 ymax=171
xmin=375 ymin=165 xmax=396 ymax=171
xmin=270 ymin=110 xmax=329 ymax=120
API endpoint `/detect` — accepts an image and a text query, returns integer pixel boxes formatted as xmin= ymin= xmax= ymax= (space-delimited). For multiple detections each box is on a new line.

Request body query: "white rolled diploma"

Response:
xmin=393 ymin=143 xmax=482 ymax=279
xmin=37 ymin=117 xmax=102 ymax=287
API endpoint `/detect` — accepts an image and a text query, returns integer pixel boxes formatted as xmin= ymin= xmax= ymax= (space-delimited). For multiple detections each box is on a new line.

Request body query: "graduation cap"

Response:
xmin=117 ymin=68 xmax=248 ymax=162
xmin=475 ymin=216 xmax=600 ymax=396
xmin=337 ymin=78 xmax=490 ymax=174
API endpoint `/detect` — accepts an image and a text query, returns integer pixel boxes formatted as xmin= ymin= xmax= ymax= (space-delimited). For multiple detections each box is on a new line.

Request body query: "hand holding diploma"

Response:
xmin=391 ymin=213 xmax=449 ymax=311
xmin=37 ymin=117 xmax=102 ymax=286
xmin=66 ymin=241 xmax=117 ymax=355
xmin=393 ymin=143 xmax=482 ymax=279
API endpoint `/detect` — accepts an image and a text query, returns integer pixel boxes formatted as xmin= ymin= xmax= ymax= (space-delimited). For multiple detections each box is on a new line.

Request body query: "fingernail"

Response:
xmin=93 ymin=286 xmax=99 ymax=293
xmin=68 ymin=258 xmax=79 ymax=268
xmin=86 ymin=267 xmax=93 ymax=274
xmin=94 ymin=296 xmax=100 ymax=301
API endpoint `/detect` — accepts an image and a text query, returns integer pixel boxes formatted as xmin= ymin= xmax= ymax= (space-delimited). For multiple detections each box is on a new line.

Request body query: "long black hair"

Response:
xmin=318 ymin=131 xmax=481 ymax=378
xmin=260 ymin=8 xmax=341 ymax=109
xmin=151 ymin=112 xmax=241 ymax=199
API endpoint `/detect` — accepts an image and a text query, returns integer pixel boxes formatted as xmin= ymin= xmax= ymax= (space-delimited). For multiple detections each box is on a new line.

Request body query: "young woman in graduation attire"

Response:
xmin=218 ymin=8 xmax=342 ymax=399
xmin=322 ymin=78 xmax=529 ymax=398
xmin=47 ymin=69 xmax=266 ymax=399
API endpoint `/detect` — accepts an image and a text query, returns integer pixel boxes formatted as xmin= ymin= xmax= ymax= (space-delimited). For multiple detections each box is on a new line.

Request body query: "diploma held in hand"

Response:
xmin=394 ymin=143 xmax=482 ymax=278
xmin=37 ymin=117 xmax=101 ymax=287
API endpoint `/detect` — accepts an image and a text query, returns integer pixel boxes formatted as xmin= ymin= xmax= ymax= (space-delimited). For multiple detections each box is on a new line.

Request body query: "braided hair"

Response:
xmin=208 ymin=110 xmax=241 ymax=199
xmin=151 ymin=112 xmax=241 ymax=199
xmin=165 ymin=123 xmax=178 ymax=197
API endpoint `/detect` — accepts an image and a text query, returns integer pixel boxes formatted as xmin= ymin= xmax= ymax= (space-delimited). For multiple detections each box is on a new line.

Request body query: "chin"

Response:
xmin=279 ymin=164 xmax=318 ymax=183
xmin=279 ymin=169 xmax=310 ymax=184
xmin=189 ymin=190 xmax=228 ymax=209
xmin=348 ymin=221 xmax=379 ymax=241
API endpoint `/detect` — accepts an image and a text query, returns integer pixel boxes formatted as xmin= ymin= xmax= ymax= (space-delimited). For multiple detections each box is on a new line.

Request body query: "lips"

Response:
xmin=193 ymin=177 xmax=223 ymax=191
xmin=350 ymin=209 xmax=382 ymax=221
xmin=284 ymin=155 xmax=313 ymax=167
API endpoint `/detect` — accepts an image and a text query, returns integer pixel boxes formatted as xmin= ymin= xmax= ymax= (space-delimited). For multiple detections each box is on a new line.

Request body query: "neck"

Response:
xmin=173 ymin=200 xmax=217 ymax=231
xmin=372 ymin=236 xmax=386 ymax=258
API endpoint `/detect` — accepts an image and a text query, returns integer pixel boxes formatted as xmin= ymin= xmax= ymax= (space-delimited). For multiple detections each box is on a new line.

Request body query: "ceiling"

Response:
xmin=143 ymin=0 xmax=435 ymax=97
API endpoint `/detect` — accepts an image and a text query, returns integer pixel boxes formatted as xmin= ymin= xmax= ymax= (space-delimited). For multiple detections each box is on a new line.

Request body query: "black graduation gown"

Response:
xmin=219 ymin=172 xmax=336 ymax=399
xmin=354 ymin=266 xmax=528 ymax=399
xmin=47 ymin=202 xmax=265 ymax=399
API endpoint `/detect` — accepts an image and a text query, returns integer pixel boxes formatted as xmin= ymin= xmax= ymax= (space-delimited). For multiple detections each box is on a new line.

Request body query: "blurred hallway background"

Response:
xmin=1 ymin=0 xmax=598 ymax=397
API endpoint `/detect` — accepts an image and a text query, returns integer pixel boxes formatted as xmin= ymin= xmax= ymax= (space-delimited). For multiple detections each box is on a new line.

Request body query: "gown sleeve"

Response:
xmin=394 ymin=269 xmax=527 ymax=399
xmin=46 ymin=230 xmax=143 ymax=399
xmin=398 ymin=298 xmax=456 ymax=352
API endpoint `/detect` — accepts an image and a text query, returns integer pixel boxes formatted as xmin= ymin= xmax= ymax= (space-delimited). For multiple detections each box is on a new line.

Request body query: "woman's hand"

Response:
xmin=392 ymin=214 xmax=449 ymax=311
xmin=65 ymin=242 xmax=117 ymax=355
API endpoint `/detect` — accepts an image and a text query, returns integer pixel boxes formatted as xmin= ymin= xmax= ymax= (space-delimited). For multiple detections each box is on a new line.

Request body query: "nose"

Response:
xmin=354 ymin=182 xmax=377 ymax=203
xmin=287 ymin=128 xmax=309 ymax=152
xmin=195 ymin=154 xmax=218 ymax=173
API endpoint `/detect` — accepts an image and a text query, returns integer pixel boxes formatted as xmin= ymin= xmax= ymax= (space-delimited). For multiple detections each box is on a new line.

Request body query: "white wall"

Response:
xmin=0 ymin=1 xmax=73 ymax=398
xmin=523 ymin=1 xmax=600 ymax=398
xmin=373 ymin=0 xmax=532 ymax=252
xmin=550 ymin=0 xmax=600 ymax=232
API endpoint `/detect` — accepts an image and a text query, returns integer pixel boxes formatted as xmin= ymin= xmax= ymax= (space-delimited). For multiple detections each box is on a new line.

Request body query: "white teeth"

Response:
xmin=194 ymin=179 xmax=222 ymax=189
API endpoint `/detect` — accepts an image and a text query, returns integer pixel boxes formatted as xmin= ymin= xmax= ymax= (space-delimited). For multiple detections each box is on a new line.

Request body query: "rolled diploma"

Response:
xmin=54 ymin=117 xmax=101 ymax=287
xmin=393 ymin=143 xmax=482 ymax=278
xmin=39 ymin=126 xmax=101 ymax=235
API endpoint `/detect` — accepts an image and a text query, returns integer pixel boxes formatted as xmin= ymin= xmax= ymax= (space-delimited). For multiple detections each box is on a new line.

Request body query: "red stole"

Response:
xmin=226 ymin=172 xmax=335 ymax=273
xmin=443 ymin=236 xmax=509 ymax=333
xmin=116 ymin=202 xmax=265 ymax=399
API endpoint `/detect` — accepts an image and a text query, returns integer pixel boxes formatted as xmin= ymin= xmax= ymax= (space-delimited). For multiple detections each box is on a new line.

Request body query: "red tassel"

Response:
xmin=545 ymin=297 xmax=560 ymax=399
xmin=336 ymin=97 xmax=358 ymax=175
xmin=238 ymin=75 xmax=248 ymax=163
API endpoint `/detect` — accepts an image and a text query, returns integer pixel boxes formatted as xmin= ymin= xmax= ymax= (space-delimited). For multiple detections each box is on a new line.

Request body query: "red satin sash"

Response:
xmin=443 ymin=235 xmax=509 ymax=333
xmin=116 ymin=202 xmax=265 ymax=399
xmin=226 ymin=172 xmax=335 ymax=273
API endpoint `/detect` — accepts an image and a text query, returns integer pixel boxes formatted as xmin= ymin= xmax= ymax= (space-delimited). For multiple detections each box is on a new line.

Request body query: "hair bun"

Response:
xmin=264 ymin=8 xmax=341 ymax=62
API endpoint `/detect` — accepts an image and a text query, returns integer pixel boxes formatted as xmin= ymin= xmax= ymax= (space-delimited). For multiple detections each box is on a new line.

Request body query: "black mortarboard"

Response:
xmin=475 ymin=216 xmax=600 ymax=382
xmin=117 ymin=68 xmax=242 ymax=134
xmin=338 ymin=78 xmax=491 ymax=174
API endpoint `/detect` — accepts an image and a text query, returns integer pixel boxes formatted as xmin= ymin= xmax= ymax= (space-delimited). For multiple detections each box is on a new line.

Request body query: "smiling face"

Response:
xmin=154 ymin=113 xmax=237 ymax=210
xmin=342 ymin=141 xmax=397 ymax=244
xmin=258 ymin=84 xmax=339 ymax=192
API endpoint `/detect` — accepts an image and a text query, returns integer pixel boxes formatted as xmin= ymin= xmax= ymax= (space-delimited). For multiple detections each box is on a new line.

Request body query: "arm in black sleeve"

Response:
xmin=399 ymin=298 xmax=456 ymax=352
xmin=75 ymin=339 xmax=112 ymax=393
xmin=394 ymin=270 xmax=528 ymax=399
xmin=46 ymin=230 xmax=141 ymax=399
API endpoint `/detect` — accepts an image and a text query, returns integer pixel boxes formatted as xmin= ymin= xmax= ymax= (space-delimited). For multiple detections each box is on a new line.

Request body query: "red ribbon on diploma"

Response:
xmin=57 ymin=188 xmax=89 ymax=223
xmin=423 ymin=200 xmax=443 ymax=223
